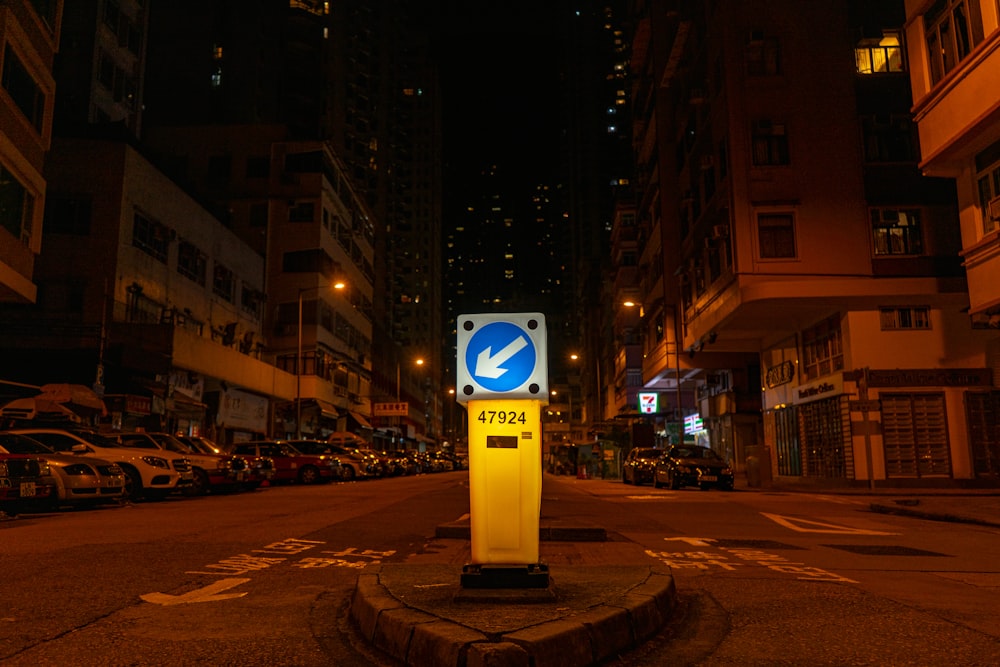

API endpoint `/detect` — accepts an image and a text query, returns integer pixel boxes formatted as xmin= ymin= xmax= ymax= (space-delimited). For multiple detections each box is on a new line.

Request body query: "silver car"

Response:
xmin=0 ymin=432 xmax=126 ymax=508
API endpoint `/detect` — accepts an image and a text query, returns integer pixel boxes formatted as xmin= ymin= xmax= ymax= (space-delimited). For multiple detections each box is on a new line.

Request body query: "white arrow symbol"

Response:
xmin=474 ymin=335 xmax=529 ymax=379
xmin=141 ymin=578 xmax=250 ymax=606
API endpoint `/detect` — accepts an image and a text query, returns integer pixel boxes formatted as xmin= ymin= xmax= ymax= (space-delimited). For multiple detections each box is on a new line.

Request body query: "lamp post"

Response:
xmin=296 ymin=280 xmax=345 ymax=439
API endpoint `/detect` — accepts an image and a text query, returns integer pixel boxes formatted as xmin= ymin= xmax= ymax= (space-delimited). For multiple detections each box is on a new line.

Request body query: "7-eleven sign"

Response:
xmin=638 ymin=392 xmax=658 ymax=414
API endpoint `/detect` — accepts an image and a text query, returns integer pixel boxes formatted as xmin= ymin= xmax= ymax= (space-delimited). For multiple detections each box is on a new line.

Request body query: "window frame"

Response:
xmin=756 ymin=212 xmax=797 ymax=260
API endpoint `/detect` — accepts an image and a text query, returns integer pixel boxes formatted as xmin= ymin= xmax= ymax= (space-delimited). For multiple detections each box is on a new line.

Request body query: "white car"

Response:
xmin=114 ymin=431 xmax=252 ymax=496
xmin=7 ymin=428 xmax=194 ymax=500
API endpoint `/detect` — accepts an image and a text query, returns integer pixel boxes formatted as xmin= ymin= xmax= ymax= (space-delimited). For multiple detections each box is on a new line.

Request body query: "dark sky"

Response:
xmin=429 ymin=3 xmax=566 ymax=187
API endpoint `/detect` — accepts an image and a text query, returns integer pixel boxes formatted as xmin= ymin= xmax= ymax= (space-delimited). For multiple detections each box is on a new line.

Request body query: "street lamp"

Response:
xmin=296 ymin=280 xmax=345 ymax=439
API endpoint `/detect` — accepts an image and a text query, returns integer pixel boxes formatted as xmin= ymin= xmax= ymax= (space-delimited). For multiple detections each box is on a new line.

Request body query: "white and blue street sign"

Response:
xmin=456 ymin=313 xmax=548 ymax=404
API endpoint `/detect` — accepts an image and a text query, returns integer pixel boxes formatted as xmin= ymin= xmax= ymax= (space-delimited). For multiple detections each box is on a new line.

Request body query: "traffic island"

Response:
xmin=349 ymin=563 xmax=677 ymax=666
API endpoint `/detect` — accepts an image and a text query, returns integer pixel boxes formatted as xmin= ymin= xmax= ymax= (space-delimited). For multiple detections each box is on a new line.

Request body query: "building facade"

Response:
xmin=0 ymin=0 xmax=62 ymax=304
xmin=903 ymin=0 xmax=1000 ymax=477
xmin=624 ymin=0 xmax=996 ymax=485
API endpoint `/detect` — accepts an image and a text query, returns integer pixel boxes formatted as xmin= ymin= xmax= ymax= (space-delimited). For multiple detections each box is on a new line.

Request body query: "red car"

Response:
xmin=228 ymin=441 xmax=342 ymax=485
xmin=0 ymin=453 xmax=55 ymax=516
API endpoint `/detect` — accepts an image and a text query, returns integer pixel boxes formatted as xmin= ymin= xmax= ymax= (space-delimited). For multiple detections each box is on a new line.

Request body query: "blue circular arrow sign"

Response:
xmin=465 ymin=321 xmax=537 ymax=392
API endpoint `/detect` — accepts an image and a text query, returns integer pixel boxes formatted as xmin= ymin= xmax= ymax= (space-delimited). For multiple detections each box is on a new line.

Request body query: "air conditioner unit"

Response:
xmin=712 ymin=224 xmax=729 ymax=239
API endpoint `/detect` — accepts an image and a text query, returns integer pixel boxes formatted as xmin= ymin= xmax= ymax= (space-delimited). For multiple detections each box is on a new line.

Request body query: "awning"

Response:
xmin=0 ymin=396 xmax=79 ymax=421
xmin=313 ymin=399 xmax=340 ymax=420
xmin=348 ymin=410 xmax=372 ymax=430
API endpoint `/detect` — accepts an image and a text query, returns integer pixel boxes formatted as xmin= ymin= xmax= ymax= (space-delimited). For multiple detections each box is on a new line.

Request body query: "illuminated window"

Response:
xmin=802 ymin=316 xmax=843 ymax=381
xmin=871 ymin=208 xmax=923 ymax=255
xmin=855 ymin=31 xmax=904 ymax=73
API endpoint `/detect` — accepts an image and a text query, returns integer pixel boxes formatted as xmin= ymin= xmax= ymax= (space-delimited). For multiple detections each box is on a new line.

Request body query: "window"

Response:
xmin=855 ymin=31 xmax=905 ymax=73
xmin=177 ymin=240 xmax=206 ymax=286
xmin=975 ymin=139 xmax=1000 ymax=234
xmin=44 ymin=196 xmax=91 ymax=235
xmin=2 ymin=46 xmax=44 ymax=130
xmin=871 ymin=208 xmax=923 ymax=255
xmin=0 ymin=164 xmax=33 ymax=244
xmin=924 ymin=0 xmax=984 ymax=84
xmin=212 ymin=263 xmax=234 ymax=302
xmin=746 ymin=33 xmax=780 ymax=76
xmin=241 ymin=283 xmax=263 ymax=318
xmin=751 ymin=120 xmax=789 ymax=166
xmin=132 ymin=212 xmax=169 ymax=262
xmin=802 ymin=315 xmax=844 ymax=381
xmin=289 ymin=201 xmax=315 ymax=222
xmin=861 ymin=115 xmax=916 ymax=162
xmin=757 ymin=213 xmax=796 ymax=259
xmin=880 ymin=306 xmax=931 ymax=330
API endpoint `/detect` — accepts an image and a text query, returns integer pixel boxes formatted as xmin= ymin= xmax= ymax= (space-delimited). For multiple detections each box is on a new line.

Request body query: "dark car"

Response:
xmin=653 ymin=445 xmax=734 ymax=490
xmin=178 ymin=435 xmax=275 ymax=490
xmin=228 ymin=441 xmax=341 ymax=485
xmin=622 ymin=447 xmax=664 ymax=485
xmin=293 ymin=439 xmax=380 ymax=480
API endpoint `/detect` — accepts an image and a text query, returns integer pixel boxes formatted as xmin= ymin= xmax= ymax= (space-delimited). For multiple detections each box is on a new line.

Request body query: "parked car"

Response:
xmin=0 ymin=452 xmax=55 ymax=516
xmin=306 ymin=439 xmax=381 ymax=480
xmin=177 ymin=434 xmax=275 ymax=490
xmin=622 ymin=447 xmax=664 ymax=485
xmin=653 ymin=445 xmax=735 ymax=491
xmin=374 ymin=450 xmax=416 ymax=476
xmin=0 ymin=432 xmax=125 ymax=508
xmin=114 ymin=432 xmax=252 ymax=496
xmin=227 ymin=441 xmax=341 ymax=485
xmin=6 ymin=428 xmax=194 ymax=500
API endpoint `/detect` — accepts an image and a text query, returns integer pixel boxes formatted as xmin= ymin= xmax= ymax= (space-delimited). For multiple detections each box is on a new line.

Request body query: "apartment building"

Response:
xmin=626 ymin=0 xmax=995 ymax=485
xmin=0 ymin=0 xmax=62 ymax=304
xmin=903 ymin=0 xmax=1000 ymax=477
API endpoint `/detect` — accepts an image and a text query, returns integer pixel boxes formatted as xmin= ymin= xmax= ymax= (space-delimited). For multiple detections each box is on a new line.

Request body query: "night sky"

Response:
xmin=429 ymin=2 xmax=567 ymax=189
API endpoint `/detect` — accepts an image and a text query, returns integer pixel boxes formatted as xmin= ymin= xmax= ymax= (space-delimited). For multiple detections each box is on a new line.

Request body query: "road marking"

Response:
xmin=664 ymin=537 xmax=717 ymax=546
xmin=762 ymin=512 xmax=898 ymax=535
xmin=141 ymin=578 xmax=250 ymax=606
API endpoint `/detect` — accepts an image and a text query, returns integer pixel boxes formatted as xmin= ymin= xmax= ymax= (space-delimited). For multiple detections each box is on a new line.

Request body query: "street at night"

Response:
xmin=3 ymin=473 xmax=998 ymax=666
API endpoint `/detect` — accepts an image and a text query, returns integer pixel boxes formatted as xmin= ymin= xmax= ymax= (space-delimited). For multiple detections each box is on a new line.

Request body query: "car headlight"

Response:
xmin=721 ymin=467 xmax=733 ymax=475
xmin=141 ymin=456 xmax=170 ymax=469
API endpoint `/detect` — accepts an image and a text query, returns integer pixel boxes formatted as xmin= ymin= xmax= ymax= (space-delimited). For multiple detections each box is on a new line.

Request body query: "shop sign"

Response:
xmin=218 ymin=388 xmax=268 ymax=432
xmin=765 ymin=361 xmax=795 ymax=389
xmin=794 ymin=374 xmax=843 ymax=404
xmin=866 ymin=368 xmax=992 ymax=388
xmin=126 ymin=395 xmax=152 ymax=415
xmin=638 ymin=392 xmax=658 ymax=414
xmin=374 ymin=402 xmax=408 ymax=416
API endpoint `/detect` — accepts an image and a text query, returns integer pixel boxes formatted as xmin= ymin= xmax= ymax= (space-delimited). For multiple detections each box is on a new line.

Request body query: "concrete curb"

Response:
xmin=348 ymin=564 xmax=677 ymax=666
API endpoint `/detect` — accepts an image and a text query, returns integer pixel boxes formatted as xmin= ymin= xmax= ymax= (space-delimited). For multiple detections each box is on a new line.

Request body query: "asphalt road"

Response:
xmin=3 ymin=472 xmax=999 ymax=666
